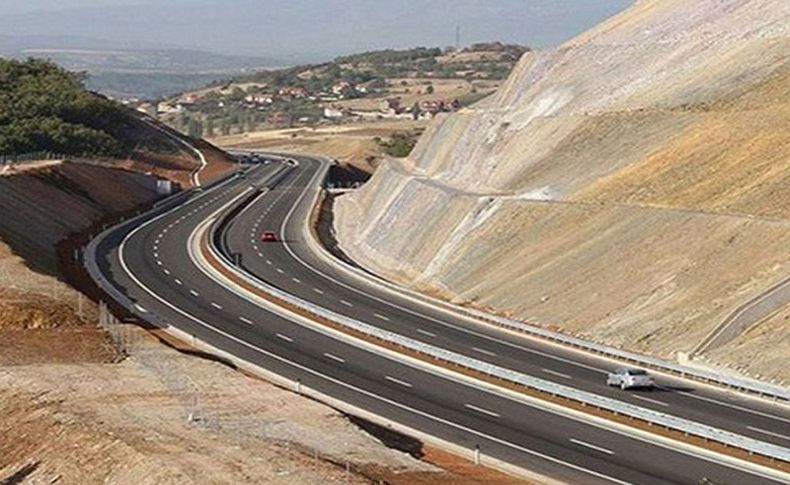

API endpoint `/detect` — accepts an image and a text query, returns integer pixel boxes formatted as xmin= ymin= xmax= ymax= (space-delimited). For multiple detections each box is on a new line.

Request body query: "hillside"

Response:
xmin=170 ymin=44 xmax=526 ymax=171
xmin=334 ymin=0 xmax=790 ymax=383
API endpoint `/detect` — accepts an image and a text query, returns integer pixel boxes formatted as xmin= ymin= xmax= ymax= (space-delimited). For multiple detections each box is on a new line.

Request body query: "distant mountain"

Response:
xmin=0 ymin=35 xmax=282 ymax=100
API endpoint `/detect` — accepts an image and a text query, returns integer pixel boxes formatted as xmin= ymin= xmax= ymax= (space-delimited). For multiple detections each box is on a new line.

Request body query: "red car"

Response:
xmin=260 ymin=231 xmax=278 ymax=242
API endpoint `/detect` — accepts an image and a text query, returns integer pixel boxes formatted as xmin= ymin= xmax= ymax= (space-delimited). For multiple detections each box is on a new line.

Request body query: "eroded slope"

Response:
xmin=334 ymin=0 xmax=790 ymax=382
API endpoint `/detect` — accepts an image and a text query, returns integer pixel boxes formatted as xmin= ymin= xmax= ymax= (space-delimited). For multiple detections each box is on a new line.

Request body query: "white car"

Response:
xmin=607 ymin=368 xmax=654 ymax=390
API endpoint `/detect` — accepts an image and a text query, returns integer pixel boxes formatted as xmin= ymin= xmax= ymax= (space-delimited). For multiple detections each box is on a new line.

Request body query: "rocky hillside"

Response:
xmin=334 ymin=0 xmax=790 ymax=383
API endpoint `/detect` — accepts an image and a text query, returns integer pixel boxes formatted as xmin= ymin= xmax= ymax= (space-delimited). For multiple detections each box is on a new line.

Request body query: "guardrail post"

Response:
xmin=474 ymin=444 xmax=481 ymax=465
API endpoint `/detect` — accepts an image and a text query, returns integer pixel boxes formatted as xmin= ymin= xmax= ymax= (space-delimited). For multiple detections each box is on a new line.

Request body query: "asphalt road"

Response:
xmin=223 ymin=156 xmax=790 ymax=448
xmin=90 ymin=158 xmax=790 ymax=484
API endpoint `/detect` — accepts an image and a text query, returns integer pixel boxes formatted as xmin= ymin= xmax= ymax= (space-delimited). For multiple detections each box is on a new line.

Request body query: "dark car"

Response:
xmin=260 ymin=231 xmax=278 ymax=242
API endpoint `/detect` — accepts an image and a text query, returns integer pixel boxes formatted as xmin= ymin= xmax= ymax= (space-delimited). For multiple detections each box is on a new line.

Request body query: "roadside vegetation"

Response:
xmin=0 ymin=58 xmax=131 ymax=157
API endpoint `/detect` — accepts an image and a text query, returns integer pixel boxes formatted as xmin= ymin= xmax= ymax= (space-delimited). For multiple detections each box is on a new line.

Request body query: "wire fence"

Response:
xmin=97 ymin=301 xmax=387 ymax=484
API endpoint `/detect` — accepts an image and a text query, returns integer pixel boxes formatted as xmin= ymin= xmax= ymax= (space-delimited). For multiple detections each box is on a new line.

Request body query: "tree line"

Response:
xmin=0 ymin=58 xmax=130 ymax=157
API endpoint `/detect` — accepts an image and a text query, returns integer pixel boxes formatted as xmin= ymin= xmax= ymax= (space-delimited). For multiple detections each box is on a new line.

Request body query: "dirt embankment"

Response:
xmin=333 ymin=0 xmax=790 ymax=383
xmin=0 ymin=124 xmax=521 ymax=481
xmin=212 ymin=119 xmax=428 ymax=174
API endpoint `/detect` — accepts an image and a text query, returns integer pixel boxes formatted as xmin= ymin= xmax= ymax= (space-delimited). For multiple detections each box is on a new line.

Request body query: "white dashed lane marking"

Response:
xmin=472 ymin=347 xmax=496 ymax=357
xmin=323 ymin=353 xmax=346 ymax=363
xmin=631 ymin=395 xmax=669 ymax=407
xmin=746 ymin=426 xmax=790 ymax=442
xmin=276 ymin=333 xmax=293 ymax=342
xmin=385 ymin=376 xmax=412 ymax=388
xmin=464 ymin=404 xmax=500 ymax=418
xmin=542 ymin=368 xmax=572 ymax=380
xmin=569 ymin=439 xmax=614 ymax=455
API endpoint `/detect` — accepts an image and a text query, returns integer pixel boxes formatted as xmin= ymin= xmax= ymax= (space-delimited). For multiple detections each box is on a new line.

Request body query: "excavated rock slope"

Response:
xmin=334 ymin=0 xmax=790 ymax=383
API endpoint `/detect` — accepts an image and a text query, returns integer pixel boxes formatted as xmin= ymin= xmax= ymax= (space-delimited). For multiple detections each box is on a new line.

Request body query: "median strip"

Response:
xmin=195 ymin=168 xmax=790 ymax=474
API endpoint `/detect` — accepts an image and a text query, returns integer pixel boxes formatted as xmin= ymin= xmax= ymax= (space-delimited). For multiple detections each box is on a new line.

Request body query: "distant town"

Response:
xmin=135 ymin=43 xmax=528 ymax=138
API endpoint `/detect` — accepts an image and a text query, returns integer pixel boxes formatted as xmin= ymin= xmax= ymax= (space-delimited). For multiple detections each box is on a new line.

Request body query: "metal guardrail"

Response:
xmin=297 ymin=160 xmax=790 ymax=404
xmin=202 ymin=170 xmax=790 ymax=465
xmin=81 ymin=156 xmax=790 ymax=467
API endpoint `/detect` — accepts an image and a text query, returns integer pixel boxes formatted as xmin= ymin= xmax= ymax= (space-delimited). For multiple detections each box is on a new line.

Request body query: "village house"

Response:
xmin=331 ymin=80 xmax=356 ymax=97
xmin=323 ymin=105 xmax=352 ymax=119
xmin=245 ymin=93 xmax=275 ymax=105
xmin=278 ymin=86 xmax=308 ymax=98
xmin=379 ymin=97 xmax=403 ymax=115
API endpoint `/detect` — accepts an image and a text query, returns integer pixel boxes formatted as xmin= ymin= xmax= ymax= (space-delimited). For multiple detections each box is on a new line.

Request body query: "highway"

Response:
xmin=89 ymin=156 xmax=790 ymax=484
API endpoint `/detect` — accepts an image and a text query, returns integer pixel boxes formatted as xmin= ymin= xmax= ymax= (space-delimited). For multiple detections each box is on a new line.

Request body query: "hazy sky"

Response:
xmin=0 ymin=1 xmax=632 ymax=62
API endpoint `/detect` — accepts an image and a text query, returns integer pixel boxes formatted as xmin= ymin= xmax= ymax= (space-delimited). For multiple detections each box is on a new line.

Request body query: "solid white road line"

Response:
xmin=323 ymin=353 xmax=346 ymax=363
xmin=472 ymin=346 xmax=497 ymax=357
xmin=465 ymin=403 xmax=500 ymax=418
xmin=211 ymin=302 xmax=223 ymax=310
xmin=632 ymin=395 xmax=669 ymax=408
xmin=385 ymin=375 xmax=413 ymax=388
xmin=276 ymin=333 xmax=293 ymax=342
xmin=570 ymin=438 xmax=614 ymax=455
xmin=239 ymin=316 xmax=253 ymax=325
xmin=374 ymin=313 xmax=390 ymax=321
xmin=542 ymin=368 xmax=572 ymax=380
xmin=747 ymin=426 xmax=790 ymax=443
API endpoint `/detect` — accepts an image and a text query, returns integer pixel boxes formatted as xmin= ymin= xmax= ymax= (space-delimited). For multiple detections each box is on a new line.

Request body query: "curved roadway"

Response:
xmin=90 ymin=157 xmax=790 ymax=485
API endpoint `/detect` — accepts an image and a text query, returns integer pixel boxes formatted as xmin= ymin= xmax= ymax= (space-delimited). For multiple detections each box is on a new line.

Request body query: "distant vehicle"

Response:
xmin=606 ymin=368 xmax=654 ymax=390
xmin=260 ymin=231 xmax=278 ymax=242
